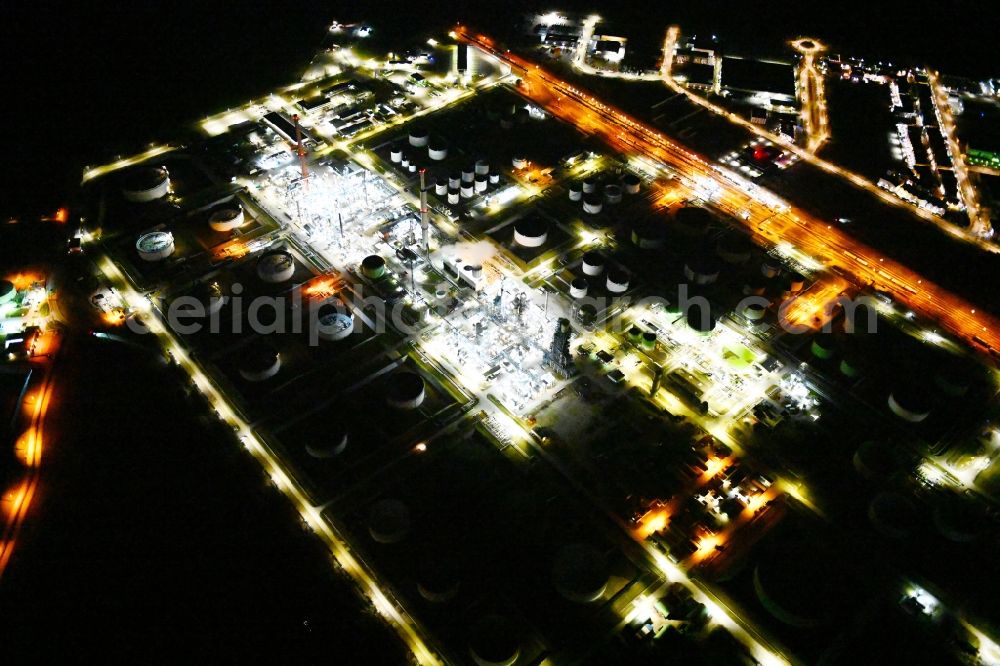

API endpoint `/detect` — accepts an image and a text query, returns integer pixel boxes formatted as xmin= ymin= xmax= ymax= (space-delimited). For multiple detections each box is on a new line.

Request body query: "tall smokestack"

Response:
xmin=419 ymin=168 xmax=429 ymax=253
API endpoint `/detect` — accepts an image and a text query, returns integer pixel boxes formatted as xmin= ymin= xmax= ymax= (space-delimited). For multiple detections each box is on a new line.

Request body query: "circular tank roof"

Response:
xmin=571 ymin=276 xmax=588 ymax=290
xmin=136 ymin=231 xmax=174 ymax=253
xmin=470 ymin=615 xmax=520 ymax=666
xmin=122 ymin=166 xmax=168 ymax=191
xmin=582 ymin=251 xmax=604 ymax=267
xmin=552 ymin=543 xmax=609 ymax=603
xmin=368 ymin=499 xmax=412 ymax=544
xmin=362 ymin=255 xmax=386 ymax=271
xmin=514 ymin=217 xmax=548 ymax=239
xmin=242 ymin=344 xmax=279 ymax=374
xmin=388 ymin=371 xmax=425 ymax=403
xmin=258 ymin=250 xmax=293 ymax=272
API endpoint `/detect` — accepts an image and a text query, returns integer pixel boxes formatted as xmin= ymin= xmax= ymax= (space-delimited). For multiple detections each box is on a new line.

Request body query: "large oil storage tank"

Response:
xmin=684 ymin=254 xmax=721 ymax=285
xmin=361 ymin=255 xmax=387 ymax=280
xmin=122 ymin=166 xmax=170 ymax=203
xmin=306 ymin=424 xmax=348 ymax=458
xmin=853 ymin=440 xmax=899 ymax=480
xmin=716 ymin=234 xmax=753 ymax=264
xmin=934 ymin=358 xmax=975 ymax=398
xmin=569 ymin=277 xmax=589 ymax=299
xmin=209 ymin=205 xmax=245 ymax=232
xmin=428 ymin=138 xmax=448 ymax=161
xmin=257 ymin=249 xmax=295 ymax=283
xmin=742 ymin=301 xmax=767 ymax=322
xmin=475 ymin=174 xmax=488 ymax=193
xmin=622 ymin=172 xmax=641 ymax=194
xmin=0 ymin=280 xmax=15 ymax=306
xmin=606 ymin=268 xmax=630 ymax=294
xmin=552 ymin=543 xmax=609 ymax=603
xmin=568 ymin=182 xmax=582 ymax=202
xmin=582 ymin=194 xmax=603 ymax=214
xmin=317 ymin=308 xmax=354 ymax=342
xmin=674 ymin=206 xmax=712 ymax=236
xmin=417 ymin=549 xmax=461 ymax=603
xmin=368 ymin=498 xmax=412 ymax=544
xmin=888 ymin=386 xmax=932 ymax=422
xmin=511 ymin=155 xmax=527 ymax=169
xmin=810 ymin=333 xmax=836 ymax=360
xmin=461 ymin=166 xmax=475 ymax=183
xmin=475 ymin=159 xmax=490 ymax=176
xmin=434 ymin=176 xmax=448 ymax=196
xmin=753 ymin=539 xmax=850 ymax=627
xmin=192 ymin=280 xmax=228 ymax=317
xmin=686 ymin=307 xmax=717 ymax=334
xmin=469 ymin=615 xmax=520 ymax=666
xmin=390 ymin=144 xmax=403 ymax=163
xmin=630 ymin=220 xmax=666 ymax=249
xmin=868 ymin=492 xmax=918 ymax=539
xmin=582 ymin=177 xmax=597 ymax=194
xmin=603 ymin=183 xmax=622 ymax=204
xmin=513 ymin=218 xmax=548 ymax=248
xmin=581 ymin=251 xmax=604 ymax=276
xmin=239 ymin=345 xmax=281 ymax=382
xmin=136 ymin=231 xmax=175 ymax=262
xmin=448 ymin=171 xmax=462 ymax=189
xmin=387 ymin=371 xmax=426 ymax=409
xmin=408 ymin=127 xmax=429 ymax=147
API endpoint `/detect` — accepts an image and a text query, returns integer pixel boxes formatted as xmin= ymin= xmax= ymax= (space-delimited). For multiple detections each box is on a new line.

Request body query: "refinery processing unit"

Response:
xmin=7 ymin=8 xmax=1000 ymax=666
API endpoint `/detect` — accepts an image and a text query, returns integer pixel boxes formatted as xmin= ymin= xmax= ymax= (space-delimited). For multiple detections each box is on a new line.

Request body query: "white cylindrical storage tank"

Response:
xmin=317 ymin=310 xmax=355 ymax=341
xmin=387 ymin=371 xmax=426 ymax=409
xmin=581 ymin=251 xmax=604 ymax=276
xmin=582 ymin=178 xmax=597 ymax=194
xmin=447 ymin=189 xmax=460 ymax=204
xmin=604 ymin=184 xmax=622 ymax=204
xmin=193 ymin=280 xmax=228 ymax=317
xmin=512 ymin=155 xmax=527 ymax=169
xmin=888 ymin=390 xmax=931 ymax=423
xmin=428 ymin=139 xmax=448 ymax=161
xmin=389 ymin=145 xmax=403 ymax=163
xmin=475 ymin=159 xmax=490 ymax=176
xmin=582 ymin=194 xmax=603 ymax=215
xmin=209 ymin=206 xmax=245 ymax=232
xmin=684 ymin=256 xmax=721 ymax=285
xmin=761 ymin=259 xmax=782 ymax=279
xmin=513 ymin=218 xmax=548 ymax=248
xmin=408 ymin=128 xmax=429 ymax=147
xmin=461 ymin=166 xmax=475 ymax=183
xmin=742 ymin=301 xmax=767 ymax=321
xmin=460 ymin=183 xmax=474 ymax=199
xmin=606 ymin=268 xmax=629 ymax=294
xmin=408 ymin=163 xmax=417 ymax=173
xmin=568 ymin=182 xmax=582 ymax=201
xmin=122 ymin=166 xmax=170 ymax=203
xmin=489 ymin=172 xmax=500 ymax=185
xmin=257 ymin=249 xmax=295 ymax=283
xmin=569 ymin=277 xmax=588 ymax=299
xmin=401 ymin=153 xmax=411 ymax=168
xmin=240 ymin=347 xmax=281 ymax=382
xmin=474 ymin=174 xmax=488 ymax=193
xmin=434 ymin=177 xmax=448 ymax=196
xmin=136 ymin=231 xmax=175 ymax=262
xmin=448 ymin=172 xmax=461 ymax=189
xmin=622 ymin=173 xmax=641 ymax=194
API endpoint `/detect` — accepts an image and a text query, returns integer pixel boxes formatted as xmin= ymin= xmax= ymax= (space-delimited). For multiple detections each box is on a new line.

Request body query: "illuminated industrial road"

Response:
xmin=96 ymin=257 xmax=443 ymax=666
xmin=459 ymin=31 xmax=1000 ymax=360
xmin=790 ymin=38 xmax=830 ymax=153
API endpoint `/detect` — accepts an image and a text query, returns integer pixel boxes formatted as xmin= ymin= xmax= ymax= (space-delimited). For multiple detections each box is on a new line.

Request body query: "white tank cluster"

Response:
xmin=475 ymin=159 xmax=490 ymax=176
xmin=209 ymin=205 xmax=245 ymax=232
xmin=306 ymin=426 xmax=348 ymax=458
xmin=606 ymin=268 xmax=630 ymax=294
xmin=448 ymin=172 xmax=461 ymax=189
xmin=475 ymin=174 xmax=488 ymax=193
xmin=448 ymin=189 xmax=460 ymax=204
xmin=257 ymin=249 xmax=295 ymax=283
xmin=135 ymin=230 xmax=175 ymax=262
xmin=122 ymin=166 xmax=170 ymax=203
xmin=239 ymin=346 xmax=281 ymax=382
xmin=513 ymin=218 xmax=548 ymax=248
xmin=434 ymin=176 xmax=448 ymax=196
xmin=461 ymin=166 xmax=475 ymax=183
xmin=408 ymin=128 xmax=429 ymax=147
xmin=387 ymin=371 xmax=426 ymax=409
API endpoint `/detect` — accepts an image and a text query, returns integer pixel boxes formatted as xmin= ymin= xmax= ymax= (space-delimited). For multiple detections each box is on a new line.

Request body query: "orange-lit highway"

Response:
xmin=459 ymin=31 xmax=1000 ymax=359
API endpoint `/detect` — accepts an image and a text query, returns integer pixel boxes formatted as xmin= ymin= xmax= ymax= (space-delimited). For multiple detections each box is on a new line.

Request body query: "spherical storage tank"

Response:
xmin=122 ymin=166 xmax=169 ymax=203
xmin=606 ymin=268 xmax=629 ymax=294
xmin=386 ymin=371 xmax=426 ymax=409
xmin=257 ymin=249 xmax=295 ymax=283
xmin=209 ymin=205 xmax=245 ymax=232
xmin=513 ymin=218 xmax=548 ymax=248
xmin=136 ymin=231 xmax=175 ymax=262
